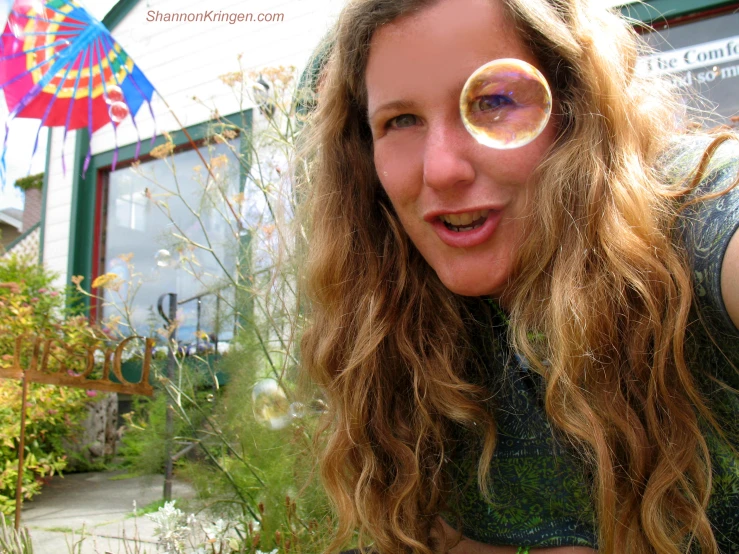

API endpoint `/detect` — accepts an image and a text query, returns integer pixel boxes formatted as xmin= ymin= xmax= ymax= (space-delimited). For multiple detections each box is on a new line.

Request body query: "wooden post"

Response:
xmin=158 ymin=293 xmax=177 ymax=501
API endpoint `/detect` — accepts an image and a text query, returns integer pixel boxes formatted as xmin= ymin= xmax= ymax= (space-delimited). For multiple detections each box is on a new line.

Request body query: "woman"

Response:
xmin=298 ymin=0 xmax=739 ymax=552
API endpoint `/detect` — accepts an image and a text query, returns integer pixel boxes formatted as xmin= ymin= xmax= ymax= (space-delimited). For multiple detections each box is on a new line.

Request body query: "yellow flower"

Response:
xmin=118 ymin=253 xmax=134 ymax=263
xmin=91 ymin=273 xmax=123 ymax=290
xmin=71 ymin=275 xmax=84 ymax=286
xmin=218 ymin=71 xmax=244 ymax=87
xmin=150 ymin=142 xmax=175 ymax=159
xmin=105 ymin=315 xmax=122 ymax=331
xmin=210 ymin=154 xmax=229 ymax=169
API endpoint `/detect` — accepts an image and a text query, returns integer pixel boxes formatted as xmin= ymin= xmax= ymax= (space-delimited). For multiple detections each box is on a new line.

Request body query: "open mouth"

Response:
xmin=438 ymin=209 xmax=490 ymax=232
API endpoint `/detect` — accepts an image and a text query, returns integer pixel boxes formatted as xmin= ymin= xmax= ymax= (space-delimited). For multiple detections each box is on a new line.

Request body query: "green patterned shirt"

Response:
xmin=444 ymin=138 xmax=739 ymax=552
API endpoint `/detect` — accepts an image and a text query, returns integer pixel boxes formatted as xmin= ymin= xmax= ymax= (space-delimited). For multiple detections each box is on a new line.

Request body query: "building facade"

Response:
xmin=25 ymin=0 xmax=739 ymax=341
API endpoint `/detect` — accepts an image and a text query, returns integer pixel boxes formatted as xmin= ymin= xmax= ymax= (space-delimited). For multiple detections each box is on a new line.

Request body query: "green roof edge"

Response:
xmin=620 ymin=0 xmax=738 ymax=24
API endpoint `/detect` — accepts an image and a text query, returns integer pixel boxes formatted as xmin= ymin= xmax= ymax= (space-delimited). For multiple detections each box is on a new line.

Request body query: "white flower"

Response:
xmin=202 ymin=518 xmax=228 ymax=541
xmin=146 ymin=501 xmax=191 ymax=554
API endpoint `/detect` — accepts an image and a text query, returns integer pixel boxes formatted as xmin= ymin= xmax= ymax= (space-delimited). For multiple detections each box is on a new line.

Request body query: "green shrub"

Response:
xmin=117 ymin=357 xmax=216 ymax=475
xmin=0 ymin=255 xmax=101 ymax=517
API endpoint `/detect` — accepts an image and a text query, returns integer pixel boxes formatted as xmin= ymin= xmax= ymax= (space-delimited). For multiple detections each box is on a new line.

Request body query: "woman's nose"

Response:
xmin=422 ymin=120 xmax=476 ymax=192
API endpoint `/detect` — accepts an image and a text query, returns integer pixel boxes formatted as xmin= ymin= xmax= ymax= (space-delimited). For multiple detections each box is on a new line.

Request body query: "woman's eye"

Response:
xmin=387 ymin=114 xmax=418 ymax=129
xmin=469 ymin=94 xmax=515 ymax=112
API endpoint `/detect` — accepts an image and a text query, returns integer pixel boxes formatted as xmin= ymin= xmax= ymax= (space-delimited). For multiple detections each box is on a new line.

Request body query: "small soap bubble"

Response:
xmin=154 ymin=249 xmax=175 ymax=268
xmin=105 ymin=85 xmax=124 ymax=105
xmin=252 ymin=379 xmax=290 ymax=430
xmin=28 ymin=0 xmax=46 ymax=17
xmin=460 ymin=58 xmax=552 ymax=149
xmin=288 ymin=402 xmax=305 ymax=420
xmin=309 ymin=398 xmax=328 ymax=415
xmin=7 ymin=12 xmax=28 ymax=39
xmin=109 ymin=101 xmax=129 ymax=124
xmin=9 ymin=0 xmax=49 ymax=38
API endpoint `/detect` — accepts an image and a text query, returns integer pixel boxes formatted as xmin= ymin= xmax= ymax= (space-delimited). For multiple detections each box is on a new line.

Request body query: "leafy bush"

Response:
xmin=117 ymin=358 xmax=215 ymax=477
xmin=0 ymin=255 xmax=100 ymax=516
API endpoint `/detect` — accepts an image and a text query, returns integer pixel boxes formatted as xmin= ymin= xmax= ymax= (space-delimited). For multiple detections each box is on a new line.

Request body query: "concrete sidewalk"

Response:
xmin=19 ymin=470 xmax=196 ymax=554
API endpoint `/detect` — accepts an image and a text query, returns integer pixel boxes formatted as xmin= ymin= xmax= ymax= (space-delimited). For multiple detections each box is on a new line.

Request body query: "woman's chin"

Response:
xmin=436 ymin=270 xmax=507 ymax=298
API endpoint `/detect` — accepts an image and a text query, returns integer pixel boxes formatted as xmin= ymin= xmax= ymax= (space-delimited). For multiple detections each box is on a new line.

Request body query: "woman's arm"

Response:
xmin=721 ymin=227 xmax=739 ymax=330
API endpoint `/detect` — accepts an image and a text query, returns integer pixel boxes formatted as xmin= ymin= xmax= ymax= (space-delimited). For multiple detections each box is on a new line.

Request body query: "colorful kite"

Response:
xmin=0 ymin=0 xmax=156 ymax=180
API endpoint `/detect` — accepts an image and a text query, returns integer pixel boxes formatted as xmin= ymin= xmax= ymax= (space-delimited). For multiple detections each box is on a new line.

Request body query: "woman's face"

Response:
xmin=366 ymin=0 xmax=557 ymax=298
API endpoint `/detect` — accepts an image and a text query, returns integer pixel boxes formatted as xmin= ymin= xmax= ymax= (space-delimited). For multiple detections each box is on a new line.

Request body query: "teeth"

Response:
xmin=439 ymin=209 xmax=489 ymax=226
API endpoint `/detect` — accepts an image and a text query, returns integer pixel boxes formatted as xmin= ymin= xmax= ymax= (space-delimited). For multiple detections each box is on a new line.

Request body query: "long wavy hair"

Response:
xmin=298 ymin=0 xmax=734 ymax=552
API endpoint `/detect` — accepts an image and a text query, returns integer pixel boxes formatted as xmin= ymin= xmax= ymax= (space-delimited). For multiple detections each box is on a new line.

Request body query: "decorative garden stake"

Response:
xmin=0 ymin=333 xmax=155 ymax=529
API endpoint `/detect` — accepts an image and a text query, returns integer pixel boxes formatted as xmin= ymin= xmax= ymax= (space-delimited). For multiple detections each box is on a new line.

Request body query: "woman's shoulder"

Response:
xmin=659 ymin=133 xmax=739 ymax=187
xmin=666 ymin=133 xmax=739 ymax=386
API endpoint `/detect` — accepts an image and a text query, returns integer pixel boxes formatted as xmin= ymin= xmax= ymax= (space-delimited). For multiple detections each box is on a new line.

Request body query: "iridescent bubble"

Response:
xmin=28 ymin=0 xmax=46 ymax=17
xmin=288 ymin=402 xmax=305 ymax=420
xmin=9 ymin=0 xmax=49 ymax=38
xmin=109 ymin=101 xmax=129 ymax=124
xmin=105 ymin=85 xmax=124 ymax=105
xmin=7 ymin=11 xmax=28 ymax=39
xmin=154 ymin=249 xmax=174 ymax=268
xmin=309 ymin=398 xmax=328 ymax=415
xmin=460 ymin=58 xmax=552 ymax=149
xmin=252 ymin=379 xmax=290 ymax=430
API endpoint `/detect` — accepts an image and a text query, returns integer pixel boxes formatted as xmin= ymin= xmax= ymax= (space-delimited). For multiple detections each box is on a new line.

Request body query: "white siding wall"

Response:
xmin=93 ymin=0 xmax=346 ymax=150
xmin=42 ymin=0 xmax=345 ymax=283
xmin=43 ymin=128 xmax=77 ymax=287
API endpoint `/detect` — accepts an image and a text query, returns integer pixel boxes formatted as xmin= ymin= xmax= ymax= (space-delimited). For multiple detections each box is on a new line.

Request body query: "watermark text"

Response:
xmin=146 ymin=10 xmax=285 ymax=24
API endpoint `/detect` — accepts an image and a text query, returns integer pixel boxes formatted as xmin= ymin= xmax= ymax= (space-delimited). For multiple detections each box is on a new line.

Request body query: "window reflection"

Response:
xmin=101 ymin=141 xmax=241 ymax=346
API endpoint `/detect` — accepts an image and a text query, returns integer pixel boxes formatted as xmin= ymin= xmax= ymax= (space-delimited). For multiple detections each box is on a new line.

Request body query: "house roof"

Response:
xmin=0 ymin=208 xmax=23 ymax=230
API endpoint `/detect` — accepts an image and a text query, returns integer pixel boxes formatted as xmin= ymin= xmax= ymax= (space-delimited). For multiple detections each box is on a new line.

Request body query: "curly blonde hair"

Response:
xmin=298 ymin=0 xmax=734 ymax=552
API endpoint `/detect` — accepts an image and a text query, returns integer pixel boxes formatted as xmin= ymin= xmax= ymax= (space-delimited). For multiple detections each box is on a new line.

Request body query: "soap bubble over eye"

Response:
xmin=252 ymin=379 xmax=290 ymax=430
xmin=460 ymin=58 xmax=552 ymax=149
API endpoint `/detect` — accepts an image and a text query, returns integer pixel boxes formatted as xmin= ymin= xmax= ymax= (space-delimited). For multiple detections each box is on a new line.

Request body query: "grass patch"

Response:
xmin=43 ymin=526 xmax=75 ymax=533
xmin=107 ymin=472 xmax=139 ymax=481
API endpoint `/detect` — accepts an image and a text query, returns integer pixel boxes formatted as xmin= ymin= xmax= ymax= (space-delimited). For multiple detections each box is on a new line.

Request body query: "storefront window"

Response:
xmin=99 ymin=141 xmax=241 ymax=346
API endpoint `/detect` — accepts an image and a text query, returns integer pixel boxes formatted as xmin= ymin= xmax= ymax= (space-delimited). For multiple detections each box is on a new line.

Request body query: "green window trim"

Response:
xmin=102 ymin=0 xmax=141 ymax=31
xmin=66 ymin=110 xmax=253 ymax=309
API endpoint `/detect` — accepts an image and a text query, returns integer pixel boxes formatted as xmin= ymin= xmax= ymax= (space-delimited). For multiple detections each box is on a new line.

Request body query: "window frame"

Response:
xmin=67 ymin=110 xmax=253 ymax=320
